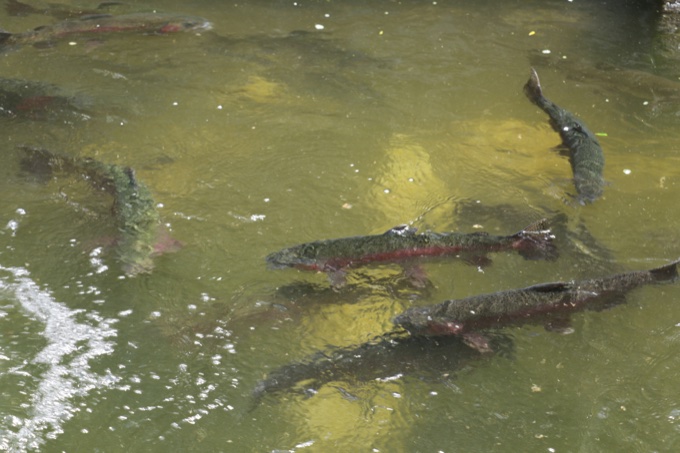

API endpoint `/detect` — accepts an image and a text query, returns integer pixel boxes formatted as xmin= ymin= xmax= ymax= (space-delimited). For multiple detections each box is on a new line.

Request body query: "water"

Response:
xmin=1 ymin=0 xmax=680 ymax=451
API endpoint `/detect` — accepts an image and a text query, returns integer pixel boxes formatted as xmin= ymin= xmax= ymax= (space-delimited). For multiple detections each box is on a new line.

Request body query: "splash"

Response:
xmin=0 ymin=265 xmax=119 ymax=451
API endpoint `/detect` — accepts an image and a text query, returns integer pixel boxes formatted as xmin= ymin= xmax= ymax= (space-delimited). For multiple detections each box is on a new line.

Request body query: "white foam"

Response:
xmin=0 ymin=266 xmax=119 ymax=451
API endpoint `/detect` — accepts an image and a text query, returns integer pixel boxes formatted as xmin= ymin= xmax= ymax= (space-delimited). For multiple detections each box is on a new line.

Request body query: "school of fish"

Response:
xmin=3 ymin=1 xmax=677 ymax=408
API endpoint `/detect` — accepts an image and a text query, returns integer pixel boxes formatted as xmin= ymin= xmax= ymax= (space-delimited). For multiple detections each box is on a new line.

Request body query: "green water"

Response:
xmin=1 ymin=0 xmax=680 ymax=451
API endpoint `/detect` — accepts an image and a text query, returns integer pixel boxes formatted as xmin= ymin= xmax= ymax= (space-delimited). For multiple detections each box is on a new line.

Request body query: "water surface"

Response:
xmin=1 ymin=0 xmax=680 ymax=451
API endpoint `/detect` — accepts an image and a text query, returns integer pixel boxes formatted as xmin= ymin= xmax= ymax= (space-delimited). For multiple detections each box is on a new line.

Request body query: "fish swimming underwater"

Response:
xmin=0 ymin=77 xmax=90 ymax=121
xmin=266 ymin=219 xmax=556 ymax=286
xmin=19 ymin=146 xmax=178 ymax=276
xmin=529 ymin=52 xmax=680 ymax=108
xmin=0 ymin=12 xmax=212 ymax=48
xmin=253 ymin=331 xmax=513 ymax=401
xmin=394 ymin=258 xmax=680 ymax=352
xmin=524 ymin=67 xmax=605 ymax=204
xmin=5 ymin=0 xmax=124 ymax=20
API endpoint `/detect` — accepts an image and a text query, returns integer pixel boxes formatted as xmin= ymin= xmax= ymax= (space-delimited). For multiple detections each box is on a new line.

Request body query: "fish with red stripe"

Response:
xmin=0 ymin=12 xmax=212 ymax=48
xmin=394 ymin=258 xmax=680 ymax=352
xmin=266 ymin=219 xmax=556 ymax=286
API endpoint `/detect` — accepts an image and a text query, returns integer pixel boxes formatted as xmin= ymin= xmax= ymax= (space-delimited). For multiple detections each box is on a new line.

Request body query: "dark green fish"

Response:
xmin=0 ymin=12 xmax=212 ymax=48
xmin=394 ymin=258 xmax=680 ymax=351
xmin=19 ymin=146 xmax=177 ymax=276
xmin=253 ymin=331 xmax=513 ymax=400
xmin=524 ymin=67 xmax=605 ymax=204
xmin=266 ymin=219 xmax=556 ymax=285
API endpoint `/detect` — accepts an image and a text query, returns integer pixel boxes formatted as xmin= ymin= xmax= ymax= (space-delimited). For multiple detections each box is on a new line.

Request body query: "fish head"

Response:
xmin=393 ymin=307 xmax=428 ymax=333
xmin=265 ymin=244 xmax=319 ymax=270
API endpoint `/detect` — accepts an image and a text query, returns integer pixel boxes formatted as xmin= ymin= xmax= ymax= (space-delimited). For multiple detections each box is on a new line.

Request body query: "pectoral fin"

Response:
xmin=327 ymin=269 xmax=348 ymax=289
xmin=460 ymin=253 xmax=492 ymax=267
xmin=403 ymin=263 xmax=429 ymax=288
xmin=462 ymin=332 xmax=493 ymax=353
xmin=544 ymin=316 xmax=574 ymax=335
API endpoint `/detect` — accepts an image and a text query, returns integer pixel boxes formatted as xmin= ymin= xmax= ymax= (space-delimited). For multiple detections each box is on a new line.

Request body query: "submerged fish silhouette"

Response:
xmin=5 ymin=0 xmax=124 ymax=20
xmin=19 ymin=146 xmax=179 ymax=276
xmin=0 ymin=77 xmax=90 ymax=121
xmin=253 ymin=331 xmax=513 ymax=401
xmin=0 ymin=12 xmax=212 ymax=48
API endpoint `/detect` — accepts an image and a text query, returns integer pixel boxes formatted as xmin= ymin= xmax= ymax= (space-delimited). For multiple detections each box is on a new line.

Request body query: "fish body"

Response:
xmin=0 ymin=12 xmax=212 ymax=47
xmin=266 ymin=219 xmax=556 ymax=279
xmin=6 ymin=0 xmax=124 ymax=20
xmin=524 ymin=68 xmax=605 ymax=204
xmin=394 ymin=258 xmax=680 ymax=346
xmin=253 ymin=331 xmax=512 ymax=400
xmin=19 ymin=146 xmax=169 ymax=276
xmin=0 ymin=77 xmax=89 ymax=121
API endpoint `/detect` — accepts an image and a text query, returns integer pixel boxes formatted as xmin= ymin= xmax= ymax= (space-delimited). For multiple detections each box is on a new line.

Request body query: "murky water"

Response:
xmin=1 ymin=0 xmax=680 ymax=451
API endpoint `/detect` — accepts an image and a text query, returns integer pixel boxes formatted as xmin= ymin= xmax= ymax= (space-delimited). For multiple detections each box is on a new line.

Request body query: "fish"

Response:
xmin=18 ymin=146 xmax=179 ymax=276
xmin=451 ymin=201 xmax=615 ymax=277
xmin=266 ymin=219 xmax=557 ymax=286
xmin=529 ymin=52 xmax=680 ymax=105
xmin=0 ymin=12 xmax=212 ymax=48
xmin=5 ymin=0 xmax=125 ymax=20
xmin=0 ymin=77 xmax=90 ymax=121
xmin=253 ymin=331 xmax=513 ymax=401
xmin=524 ymin=67 xmax=605 ymax=204
xmin=394 ymin=258 xmax=680 ymax=352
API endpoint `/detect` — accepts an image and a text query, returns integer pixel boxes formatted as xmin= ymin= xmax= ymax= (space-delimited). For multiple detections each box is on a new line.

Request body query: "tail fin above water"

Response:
xmin=649 ymin=258 xmax=680 ymax=283
xmin=523 ymin=67 xmax=544 ymax=103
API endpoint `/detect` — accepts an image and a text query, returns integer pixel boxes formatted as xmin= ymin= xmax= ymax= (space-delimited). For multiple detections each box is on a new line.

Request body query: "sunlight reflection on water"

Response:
xmin=0 ymin=265 xmax=119 ymax=452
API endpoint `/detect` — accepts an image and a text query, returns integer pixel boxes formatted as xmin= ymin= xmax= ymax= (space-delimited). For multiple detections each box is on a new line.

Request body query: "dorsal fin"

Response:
xmin=519 ymin=218 xmax=550 ymax=234
xmin=383 ymin=225 xmax=417 ymax=236
xmin=525 ymin=281 xmax=571 ymax=293
xmin=79 ymin=13 xmax=113 ymax=20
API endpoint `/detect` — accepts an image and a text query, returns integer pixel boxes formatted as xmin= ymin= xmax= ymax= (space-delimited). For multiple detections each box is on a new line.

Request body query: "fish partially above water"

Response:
xmin=394 ymin=258 xmax=680 ymax=351
xmin=524 ymin=67 xmax=605 ymax=204
xmin=266 ymin=219 xmax=557 ymax=286
xmin=0 ymin=12 xmax=212 ymax=48
xmin=19 ymin=146 xmax=178 ymax=276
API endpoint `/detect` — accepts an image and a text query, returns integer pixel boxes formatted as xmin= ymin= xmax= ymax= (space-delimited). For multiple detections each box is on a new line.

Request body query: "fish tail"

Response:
xmin=0 ymin=31 xmax=13 ymax=45
xmin=649 ymin=258 xmax=680 ymax=283
xmin=513 ymin=218 xmax=558 ymax=261
xmin=523 ymin=68 xmax=545 ymax=105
